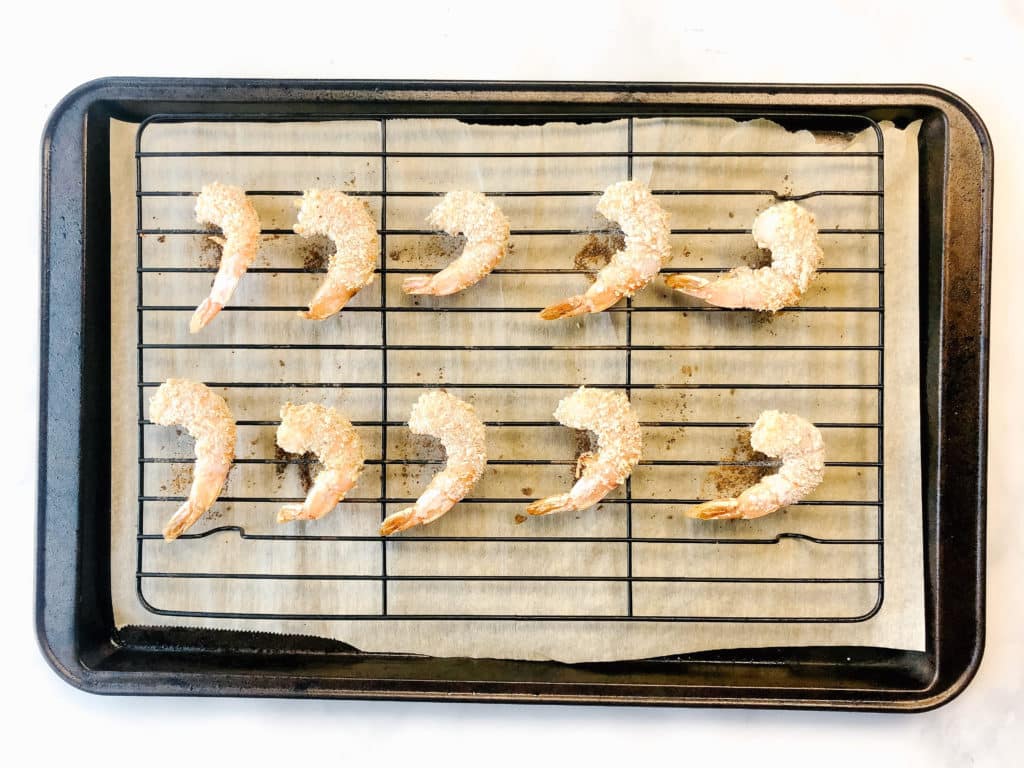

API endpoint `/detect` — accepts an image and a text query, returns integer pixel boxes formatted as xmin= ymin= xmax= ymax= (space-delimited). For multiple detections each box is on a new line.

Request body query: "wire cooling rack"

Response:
xmin=134 ymin=111 xmax=884 ymax=623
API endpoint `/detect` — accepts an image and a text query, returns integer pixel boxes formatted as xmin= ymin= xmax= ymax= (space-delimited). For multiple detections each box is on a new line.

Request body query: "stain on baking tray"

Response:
xmin=702 ymin=428 xmax=777 ymax=500
xmin=573 ymin=233 xmax=625 ymax=283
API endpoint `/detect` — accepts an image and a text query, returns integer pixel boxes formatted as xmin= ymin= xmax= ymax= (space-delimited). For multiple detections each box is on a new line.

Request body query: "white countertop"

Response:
xmin=3 ymin=1 xmax=1020 ymax=765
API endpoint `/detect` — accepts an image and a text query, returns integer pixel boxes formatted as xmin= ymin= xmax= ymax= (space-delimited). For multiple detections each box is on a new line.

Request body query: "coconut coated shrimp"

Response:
xmin=380 ymin=391 xmax=487 ymax=535
xmin=540 ymin=181 xmax=671 ymax=319
xmin=276 ymin=402 xmax=364 ymax=523
xmin=149 ymin=379 xmax=236 ymax=541
xmin=688 ymin=410 xmax=825 ymax=520
xmin=526 ymin=387 xmax=642 ymax=516
xmin=665 ymin=201 xmax=823 ymax=312
xmin=294 ymin=189 xmax=379 ymax=320
xmin=190 ymin=183 xmax=261 ymax=333
xmin=402 ymin=191 xmax=511 ymax=296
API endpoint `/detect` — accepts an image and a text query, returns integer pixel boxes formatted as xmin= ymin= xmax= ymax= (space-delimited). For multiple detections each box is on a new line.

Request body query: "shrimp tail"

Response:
xmin=162 ymin=500 xmax=206 ymax=541
xmin=380 ymin=506 xmax=422 ymax=536
xmin=526 ymin=493 xmax=573 ymax=516
xmin=190 ymin=298 xmax=224 ymax=333
xmin=539 ymin=296 xmax=587 ymax=320
xmin=664 ymin=274 xmax=711 ymax=295
xmin=300 ymin=284 xmax=359 ymax=320
xmin=686 ymin=498 xmax=741 ymax=520
xmin=401 ymin=275 xmax=435 ymax=295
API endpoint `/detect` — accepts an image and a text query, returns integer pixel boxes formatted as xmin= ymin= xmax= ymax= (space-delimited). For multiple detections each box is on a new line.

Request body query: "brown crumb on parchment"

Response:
xmin=388 ymin=233 xmax=465 ymax=264
xmin=300 ymin=234 xmax=332 ymax=272
xmin=521 ymin=486 xmax=533 ymax=496
xmin=742 ymin=247 xmax=774 ymax=270
xmin=573 ymin=233 xmax=625 ymax=283
xmin=702 ymin=428 xmax=777 ymax=499
xmin=274 ymin=445 xmax=320 ymax=494
xmin=513 ymin=514 xmax=528 ymax=525
xmin=166 ymin=464 xmax=193 ymax=495
xmin=198 ymin=235 xmax=221 ymax=268
xmin=572 ymin=429 xmax=598 ymax=463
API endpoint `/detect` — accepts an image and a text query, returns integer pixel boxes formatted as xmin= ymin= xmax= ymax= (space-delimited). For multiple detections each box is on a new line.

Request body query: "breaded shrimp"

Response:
xmin=294 ymin=189 xmax=379 ymax=320
xmin=402 ymin=191 xmax=511 ymax=296
xmin=149 ymin=379 xmax=236 ymax=541
xmin=540 ymin=181 xmax=671 ymax=319
xmin=688 ymin=410 xmax=825 ymax=520
xmin=665 ymin=201 xmax=823 ymax=312
xmin=526 ymin=387 xmax=642 ymax=516
xmin=380 ymin=391 xmax=486 ymax=535
xmin=190 ymin=182 xmax=261 ymax=333
xmin=276 ymin=402 xmax=364 ymax=523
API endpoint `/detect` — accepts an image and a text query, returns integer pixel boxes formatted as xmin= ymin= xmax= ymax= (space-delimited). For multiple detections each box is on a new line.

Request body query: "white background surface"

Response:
xmin=3 ymin=1 xmax=1021 ymax=765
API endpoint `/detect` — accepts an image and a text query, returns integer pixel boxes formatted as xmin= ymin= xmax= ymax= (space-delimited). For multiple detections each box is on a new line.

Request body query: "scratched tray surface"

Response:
xmin=135 ymin=114 xmax=884 ymax=622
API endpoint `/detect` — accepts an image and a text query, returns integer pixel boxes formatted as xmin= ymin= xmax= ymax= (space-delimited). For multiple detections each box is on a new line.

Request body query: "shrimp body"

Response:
xmin=190 ymin=183 xmax=261 ymax=332
xmin=527 ymin=387 xmax=642 ymax=516
xmin=149 ymin=379 xmax=236 ymax=541
xmin=688 ymin=410 xmax=825 ymax=520
xmin=540 ymin=181 xmax=671 ymax=319
xmin=380 ymin=391 xmax=486 ymax=535
xmin=402 ymin=191 xmax=511 ymax=296
xmin=276 ymin=402 xmax=364 ymax=523
xmin=665 ymin=201 xmax=823 ymax=312
xmin=294 ymin=189 xmax=379 ymax=320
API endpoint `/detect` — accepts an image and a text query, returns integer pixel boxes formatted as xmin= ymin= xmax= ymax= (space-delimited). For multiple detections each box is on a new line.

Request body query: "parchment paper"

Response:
xmin=110 ymin=114 xmax=924 ymax=661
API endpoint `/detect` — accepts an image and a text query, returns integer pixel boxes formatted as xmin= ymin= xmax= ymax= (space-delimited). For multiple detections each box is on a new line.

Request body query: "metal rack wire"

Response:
xmin=134 ymin=111 xmax=884 ymax=623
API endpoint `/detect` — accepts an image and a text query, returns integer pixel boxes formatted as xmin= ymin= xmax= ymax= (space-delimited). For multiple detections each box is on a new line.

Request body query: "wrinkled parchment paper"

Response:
xmin=109 ymin=115 xmax=924 ymax=661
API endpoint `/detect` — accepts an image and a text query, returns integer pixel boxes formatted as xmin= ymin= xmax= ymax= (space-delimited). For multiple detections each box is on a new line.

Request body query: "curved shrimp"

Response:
xmin=540 ymin=181 xmax=671 ymax=319
xmin=665 ymin=201 xmax=823 ymax=312
xmin=190 ymin=182 xmax=261 ymax=333
xmin=380 ymin=391 xmax=486 ymax=535
xmin=149 ymin=379 xmax=236 ymax=541
xmin=526 ymin=387 xmax=642 ymax=516
xmin=294 ymin=189 xmax=379 ymax=320
xmin=402 ymin=191 xmax=510 ymax=296
xmin=688 ymin=410 xmax=825 ymax=520
xmin=276 ymin=402 xmax=364 ymax=523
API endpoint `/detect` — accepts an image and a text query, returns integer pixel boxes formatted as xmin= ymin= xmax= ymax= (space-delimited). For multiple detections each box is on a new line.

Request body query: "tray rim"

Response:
xmin=36 ymin=78 xmax=991 ymax=711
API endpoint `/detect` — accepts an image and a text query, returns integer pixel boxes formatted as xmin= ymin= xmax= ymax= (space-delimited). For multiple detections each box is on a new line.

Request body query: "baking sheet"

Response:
xmin=109 ymin=114 xmax=924 ymax=662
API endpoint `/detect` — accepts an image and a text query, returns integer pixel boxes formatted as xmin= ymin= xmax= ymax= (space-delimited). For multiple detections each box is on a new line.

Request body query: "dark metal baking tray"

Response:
xmin=36 ymin=79 xmax=990 ymax=709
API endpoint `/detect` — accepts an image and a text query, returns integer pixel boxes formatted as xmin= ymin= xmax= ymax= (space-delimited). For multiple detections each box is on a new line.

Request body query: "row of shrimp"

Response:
xmin=187 ymin=179 xmax=824 ymax=332
xmin=150 ymin=379 xmax=825 ymax=542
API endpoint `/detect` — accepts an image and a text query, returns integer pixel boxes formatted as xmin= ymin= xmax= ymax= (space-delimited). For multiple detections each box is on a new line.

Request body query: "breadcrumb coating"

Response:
xmin=190 ymin=182 xmax=261 ymax=332
xmin=526 ymin=386 xmax=642 ymax=516
xmin=666 ymin=201 xmax=823 ymax=312
xmin=276 ymin=402 xmax=364 ymax=523
xmin=403 ymin=191 xmax=511 ymax=295
xmin=380 ymin=391 xmax=487 ymax=535
xmin=294 ymin=189 xmax=379 ymax=318
xmin=688 ymin=409 xmax=825 ymax=520
xmin=149 ymin=378 xmax=236 ymax=540
xmin=540 ymin=180 xmax=671 ymax=319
